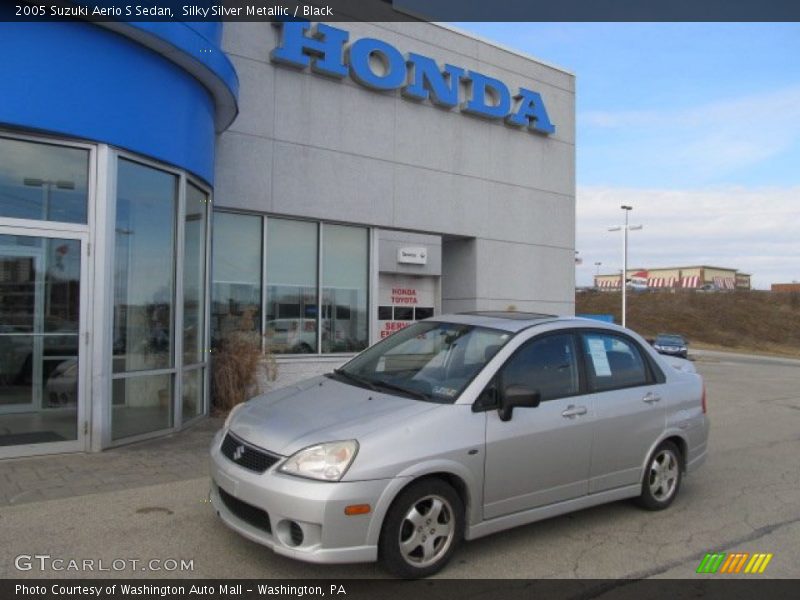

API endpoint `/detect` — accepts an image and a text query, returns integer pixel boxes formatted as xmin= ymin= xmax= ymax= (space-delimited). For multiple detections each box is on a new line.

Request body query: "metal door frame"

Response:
xmin=0 ymin=225 xmax=90 ymax=458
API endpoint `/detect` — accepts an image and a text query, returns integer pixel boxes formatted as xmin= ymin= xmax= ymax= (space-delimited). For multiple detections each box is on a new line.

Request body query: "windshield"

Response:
xmin=335 ymin=321 xmax=511 ymax=403
xmin=656 ymin=335 xmax=685 ymax=345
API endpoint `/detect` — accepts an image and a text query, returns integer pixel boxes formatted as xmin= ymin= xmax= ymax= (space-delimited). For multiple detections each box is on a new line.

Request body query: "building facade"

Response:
xmin=0 ymin=20 xmax=575 ymax=457
xmin=595 ymin=266 xmax=751 ymax=291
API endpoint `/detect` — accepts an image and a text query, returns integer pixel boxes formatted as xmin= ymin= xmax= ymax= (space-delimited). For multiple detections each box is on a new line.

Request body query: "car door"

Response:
xmin=482 ymin=332 xmax=593 ymax=519
xmin=579 ymin=331 xmax=667 ymax=493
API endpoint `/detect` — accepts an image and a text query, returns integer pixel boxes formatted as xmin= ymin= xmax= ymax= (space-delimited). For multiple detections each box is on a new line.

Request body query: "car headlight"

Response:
xmin=224 ymin=402 xmax=247 ymax=430
xmin=279 ymin=440 xmax=359 ymax=482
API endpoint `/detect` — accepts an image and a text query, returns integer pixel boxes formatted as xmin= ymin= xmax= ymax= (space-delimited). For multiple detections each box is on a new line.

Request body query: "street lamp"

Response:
xmin=594 ymin=261 xmax=602 ymax=276
xmin=608 ymin=205 xmax=642 ymax=328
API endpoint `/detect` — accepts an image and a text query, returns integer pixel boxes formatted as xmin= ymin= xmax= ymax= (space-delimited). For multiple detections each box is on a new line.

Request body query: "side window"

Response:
xmin=581 ymin=332 xmax=648 ymax=391
xmin=500 ymin=334 xmax=579 ymax=402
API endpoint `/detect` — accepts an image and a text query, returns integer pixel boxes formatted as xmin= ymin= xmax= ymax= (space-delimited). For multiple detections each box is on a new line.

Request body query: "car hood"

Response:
xmin=228 ymin=375 xmax=441 ymax=456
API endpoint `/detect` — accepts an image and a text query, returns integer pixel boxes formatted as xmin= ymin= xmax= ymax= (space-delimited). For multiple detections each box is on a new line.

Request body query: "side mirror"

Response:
xmin=498 ymin=385 xmax=541 ymax=422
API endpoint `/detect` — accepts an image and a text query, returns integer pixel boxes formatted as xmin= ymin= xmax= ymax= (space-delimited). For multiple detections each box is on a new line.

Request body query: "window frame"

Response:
xmin=577 ymin=329 xmax=665 ymax=393
xmin=211 ymin=209 xmax=372 ymax=357
xmin=475 ymin=330 xmax=587 ymax=411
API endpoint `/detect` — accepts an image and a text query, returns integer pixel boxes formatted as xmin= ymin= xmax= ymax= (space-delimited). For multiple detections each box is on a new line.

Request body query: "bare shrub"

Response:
xmin=211 ymin=330 xmax=263 ymax=413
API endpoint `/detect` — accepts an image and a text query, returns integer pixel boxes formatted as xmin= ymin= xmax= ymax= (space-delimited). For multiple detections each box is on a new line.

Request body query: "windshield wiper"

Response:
xmin=370 ymin=379 xmax=431 ymax=401
xmin=330 ymin=368 xmax=378 ymax=391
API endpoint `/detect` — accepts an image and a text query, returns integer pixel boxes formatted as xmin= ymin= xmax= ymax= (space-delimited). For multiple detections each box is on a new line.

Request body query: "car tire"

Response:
xmin=637 ymin=440 xmax=682 ymax=510
xmin=379 ymin=478 xmax=464 ymax=579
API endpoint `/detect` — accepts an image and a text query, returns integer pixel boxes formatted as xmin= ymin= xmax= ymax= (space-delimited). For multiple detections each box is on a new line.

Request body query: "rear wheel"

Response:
xmin=379 ymin=478 xmax=464 ymax=578
xmin=637 ymin=441 xmax=682 ymax=510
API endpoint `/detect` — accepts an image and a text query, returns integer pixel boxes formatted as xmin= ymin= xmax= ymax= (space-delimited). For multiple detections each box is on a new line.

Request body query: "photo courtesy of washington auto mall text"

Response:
xmin=13 ymin=584 xmax=346 ymax=598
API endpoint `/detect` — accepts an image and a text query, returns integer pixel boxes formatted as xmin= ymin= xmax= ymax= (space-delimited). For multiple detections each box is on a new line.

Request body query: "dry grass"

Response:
xmin=210 ymin=331 xmax=264 ymax=413
xmin=576 ymin=290 xmax=800 ymax=357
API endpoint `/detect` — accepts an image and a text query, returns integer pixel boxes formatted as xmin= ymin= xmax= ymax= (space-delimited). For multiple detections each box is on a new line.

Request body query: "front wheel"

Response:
xmin=379 ymin=479 xmax=464 ymax=578
xmin=637 ymin=441 xmax=682 ymax=510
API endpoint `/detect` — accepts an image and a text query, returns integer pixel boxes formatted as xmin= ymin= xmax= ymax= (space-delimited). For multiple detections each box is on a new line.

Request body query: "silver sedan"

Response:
xmin=210 ymin=312 xmax=709 ymax=578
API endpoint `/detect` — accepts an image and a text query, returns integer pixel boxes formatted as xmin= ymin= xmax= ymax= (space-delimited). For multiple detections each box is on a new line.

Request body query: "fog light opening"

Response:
xmin=289 ymin=521 xmax=304 ymax=546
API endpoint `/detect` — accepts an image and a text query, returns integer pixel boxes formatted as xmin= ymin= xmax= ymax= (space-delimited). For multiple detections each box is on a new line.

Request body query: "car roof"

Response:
xmin=430 ymin=311 xmax=612 ymax=333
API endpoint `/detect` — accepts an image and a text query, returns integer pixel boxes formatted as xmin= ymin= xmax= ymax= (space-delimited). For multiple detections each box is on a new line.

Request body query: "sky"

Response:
xmin=454 ymin=23 xmax=800 ymax=289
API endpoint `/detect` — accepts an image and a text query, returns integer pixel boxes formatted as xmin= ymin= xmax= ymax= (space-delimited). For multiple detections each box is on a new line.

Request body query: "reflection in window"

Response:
xmin=415 ymin=307 xmax=434 ymax=320
xmin=394 ymin=307 xmax=413 ymax=321
xmin=211 ymin=212 xmax=262 ymax=344
xmin=265 ymin=219 xmax=318 ymax=354
xmin=0 ymin=234 xmax=81 ymax=444
xmin=502 ymin=334 xmax=579 ymax=402
xmin=183 ymin=184 xmax=208 ymax=365
xmin=111 ymin=373 xmax=173 ymax=440
xmin=113 ymin=159 xmax=177 ymax=373
xmin=0 ymin=137 xmax=89 ymax=224
xmin=322 ymin=225 xmax=368 ymax=353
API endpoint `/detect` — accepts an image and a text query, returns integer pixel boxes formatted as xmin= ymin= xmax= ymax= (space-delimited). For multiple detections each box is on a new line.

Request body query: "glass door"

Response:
xmin=0 ymin=229 xmax=87 ymax=455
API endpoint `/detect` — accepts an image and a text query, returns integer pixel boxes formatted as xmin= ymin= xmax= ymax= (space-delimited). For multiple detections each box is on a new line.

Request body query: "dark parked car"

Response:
xmin=653 ymin=334 xmax=689 ymax=358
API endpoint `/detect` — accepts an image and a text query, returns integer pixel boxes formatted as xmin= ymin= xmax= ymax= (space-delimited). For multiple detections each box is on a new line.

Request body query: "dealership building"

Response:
xmin=0 ymin=20 xmax=575 ymax=457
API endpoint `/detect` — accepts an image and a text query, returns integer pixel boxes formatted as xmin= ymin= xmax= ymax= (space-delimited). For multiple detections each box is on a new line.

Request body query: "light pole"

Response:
xmin=608 ymin=205 xmax=642 ymax=328
xmin=594 ymin=261 xmax=602 ymax=275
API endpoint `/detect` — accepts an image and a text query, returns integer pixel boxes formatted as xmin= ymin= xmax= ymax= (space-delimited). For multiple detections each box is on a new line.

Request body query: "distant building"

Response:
xmin=595 ymin=266 xmax=751 ymax=291
xmin=771 ymin=283 xmax=800 ymax=293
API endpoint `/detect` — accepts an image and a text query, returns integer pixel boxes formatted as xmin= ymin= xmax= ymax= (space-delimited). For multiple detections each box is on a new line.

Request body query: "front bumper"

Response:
xmin=209 ymin=429 xmax=396 ymax=564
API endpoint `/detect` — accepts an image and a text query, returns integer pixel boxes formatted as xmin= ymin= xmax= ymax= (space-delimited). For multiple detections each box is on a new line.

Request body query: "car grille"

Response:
xmin=221 ymin=432 xmax=280 ymax=473
xmin=217 ymin=485 xmax=272 ymax=534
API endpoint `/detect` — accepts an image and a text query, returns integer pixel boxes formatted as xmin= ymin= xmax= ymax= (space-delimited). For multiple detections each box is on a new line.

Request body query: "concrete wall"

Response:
xmin=216 ymin=21 xmax=576 ymax=316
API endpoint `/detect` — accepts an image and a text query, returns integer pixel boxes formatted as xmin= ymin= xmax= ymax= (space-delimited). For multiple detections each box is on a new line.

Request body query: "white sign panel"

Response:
xmin=397 ymin=247 xmax=427 ymax=265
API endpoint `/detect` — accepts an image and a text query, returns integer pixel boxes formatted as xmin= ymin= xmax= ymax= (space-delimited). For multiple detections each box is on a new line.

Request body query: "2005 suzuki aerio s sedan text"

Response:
xmin=209 ymin=312 xmax=709 ymax=578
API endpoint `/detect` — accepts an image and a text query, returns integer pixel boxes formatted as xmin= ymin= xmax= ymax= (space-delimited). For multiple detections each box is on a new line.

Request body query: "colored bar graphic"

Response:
xmin=697 ymin=553 xmax=726 ymax=573
xmin=699 ymin=552 xmax=773 ymax=574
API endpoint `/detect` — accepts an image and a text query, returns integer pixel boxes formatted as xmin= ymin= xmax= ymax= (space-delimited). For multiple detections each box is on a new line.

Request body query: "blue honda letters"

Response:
xmin=271 ymin=22 xmax=555 ymax=135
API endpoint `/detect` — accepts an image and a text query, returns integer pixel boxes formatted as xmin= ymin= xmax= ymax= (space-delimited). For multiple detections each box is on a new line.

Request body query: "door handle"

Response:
xmin=561 ymin=405 xmax=588 ymax=418
xmin=643 ymin=392 xmax=661 ymax=404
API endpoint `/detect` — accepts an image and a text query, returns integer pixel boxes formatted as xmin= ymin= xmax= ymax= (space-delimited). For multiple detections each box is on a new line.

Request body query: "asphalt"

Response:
xmin=1 ymin=351 xmax=798 ymax=579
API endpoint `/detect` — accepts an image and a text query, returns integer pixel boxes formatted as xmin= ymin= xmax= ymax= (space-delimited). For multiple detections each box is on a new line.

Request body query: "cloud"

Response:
xmin=575 ymin=185 xmax=800 ymax=289
xmin=580 ymin=85 xmax=800 ymax=184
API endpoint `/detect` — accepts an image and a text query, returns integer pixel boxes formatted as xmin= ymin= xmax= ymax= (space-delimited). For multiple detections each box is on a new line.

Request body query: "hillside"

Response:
xmin=576 ymin=290 xmax=800 ymax=357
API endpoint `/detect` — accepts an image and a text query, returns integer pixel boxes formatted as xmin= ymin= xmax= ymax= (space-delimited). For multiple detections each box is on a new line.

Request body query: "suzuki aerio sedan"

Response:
xmin=210 ymin=312 xmax=709 ymax=578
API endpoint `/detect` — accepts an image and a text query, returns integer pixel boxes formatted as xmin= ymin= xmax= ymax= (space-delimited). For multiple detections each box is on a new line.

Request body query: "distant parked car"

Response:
xmin=210 ymin=312 xmax=708 ymax=577
xmin=653 ymin=334 xmax=689 ymax=358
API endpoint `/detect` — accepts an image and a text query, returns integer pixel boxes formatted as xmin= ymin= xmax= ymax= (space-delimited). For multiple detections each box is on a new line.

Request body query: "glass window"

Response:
xmin=582 ymin=333 xmax=648 ymax=391
xmin=0 ymin=234 xmax=81 ymax=445
xmin=111 ymin=373 xmax=173 ymax=440
xmin=183 ymin=184 xmax=208 ymax=365
xmin=182 ymin=368 xmax=204 ymax=421
xmin=322 ymin=224 xmax=368 ymax=353
xmin=377 ymin=306 xmax=392 ymax=320
xmin=265 ymin=219 xmax=318 ymax=354
xmin=338 ymin=321 xmax=510 ymax=403
xmin=113 ymin=159 xmax=177 ymax=373
xmin=501 ymin=334 xmax=579 ymax=402
xmin=394 ymin=307 xmax=414 ymax=321
xmin=211 ymin=212 xmax=262 ymax=345
xmin=415 ymin=307 xmax=434 ymax=320
xmin=0 ymin=137 xmax=89 ymax=224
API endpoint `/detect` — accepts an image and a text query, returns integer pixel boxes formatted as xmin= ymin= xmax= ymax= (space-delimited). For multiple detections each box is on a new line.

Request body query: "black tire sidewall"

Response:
xmin=638 ymin=441 xmax=682 ymax=510
xmin=378 ymin=478 xmax=464 ymax=579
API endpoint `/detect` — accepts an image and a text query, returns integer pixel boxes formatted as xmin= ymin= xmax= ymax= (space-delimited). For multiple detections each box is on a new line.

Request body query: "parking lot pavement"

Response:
xmin=0 ymin=417 xmax=223 ymax=507
xmin=1 ymin=353 xmax=799 ymax=579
